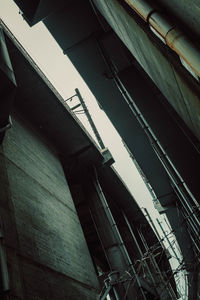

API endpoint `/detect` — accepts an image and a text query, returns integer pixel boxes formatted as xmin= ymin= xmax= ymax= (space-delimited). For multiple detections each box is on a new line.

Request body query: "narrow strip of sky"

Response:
xmin=0 ymin=0 xmax=157 ymax=212
xmin=0 ymin=1 xmax=186 ymax=297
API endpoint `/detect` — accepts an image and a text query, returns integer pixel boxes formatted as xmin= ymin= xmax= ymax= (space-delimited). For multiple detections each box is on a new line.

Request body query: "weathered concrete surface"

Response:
xmin=42 ymin=0 xmax=200 ymax=202
xmin=93 ymin=0 xmax=200 ymax=141
xmin=0 ymin=28 xmax=16 ymax=144
xmin=1 ymin=114 xmax=99 ymax=299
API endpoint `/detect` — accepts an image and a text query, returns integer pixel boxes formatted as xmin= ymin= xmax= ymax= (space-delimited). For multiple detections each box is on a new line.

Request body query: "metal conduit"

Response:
xmin=124 ymin=0 xmax=200 ymax=77
xmin=122 ymin=212 xmax=159 ymax=296
xmin=172 ymin=183 xmax=200 ymax=236
xmin=115 ymin=75 xmax=200 ymax=248
xmin=95 ymin=42 xmax=200 ymax=291
xmin=97 ymin=43 xmax=199 ymax=210
xmin=137 ymin=229 xmax=176 ymax=299
xmin=151 ymin=142 xmax=200 ymax=232
xmin=112 ymin=70 xmax=200 ymax=228
xmin=93 ymin=166 xmax=147 ymax=300
xmin=115 ymin=74 xmax=199 ymax=217
xmin=117 ymin=77 xmax=200 ymax=245
xmin=173 ymin=189 xmax=200 ymax=244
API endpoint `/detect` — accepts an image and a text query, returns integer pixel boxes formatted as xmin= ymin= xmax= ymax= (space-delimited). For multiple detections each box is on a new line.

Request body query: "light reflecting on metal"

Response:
xmin=124 ymin=0 xmax=153 ymax=21
xmin=124 ymin=0 xmax=200 ymax=78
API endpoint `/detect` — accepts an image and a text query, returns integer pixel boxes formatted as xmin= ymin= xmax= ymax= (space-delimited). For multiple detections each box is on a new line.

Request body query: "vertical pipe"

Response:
xmin=122 ymin=212 xmax=158 ymax=296
xmin=142 ymin=208 xmax=164 ymax=248
xmin=75 ymin=88 xmax=105 ymax=149
xmin=138 ymin=229 xmax=176 ymax=299
xmin=124 ymin=0 xmax=200 ymax=77
xmin=93 ymin=166 xmax=147 ymax=300
xmin=98 ymin=38 xmax=200 ymax=228
xmin=112 ymin=287 xmax=120 ymax=300
xmin=156 ymin=218 xmax=180 ymax=263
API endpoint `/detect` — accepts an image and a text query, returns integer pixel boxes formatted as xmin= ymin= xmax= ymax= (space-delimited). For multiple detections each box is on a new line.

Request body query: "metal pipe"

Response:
xmin=93 ymin=167 xmax=147 ymax=300
xmin=112 ymin=287 xmax=120 ymax=300
xmin=156 ymin=218 xmax=180 ymax=263
xmin=122 ymin=212 xmax=158 ymax=295
xmin=75 ymin=88 xmax=105 ymax=149
xmin=172 ymin=184 xmax=200 ymax=245
xmin=116 ymin=70 xmax=200 ymax=224
xmin=124 ymin=0 xmax=200 ymax=77
xmin=138 ymin=230 xmax=176 ymax=299
xmin=95 ymin=41 xmax=200 ymax=292
xmin=124 ymin=0 xmax=153 ymax=21
xmin=142 ymin=208 xmax=164 ymax=249
xmin=153 ymin=143 xmax=200 ymax=231
xmin=117 ymin=74 xmax=198 ymax=217
xmin=113 ymin=70 xmax=200 ymax=236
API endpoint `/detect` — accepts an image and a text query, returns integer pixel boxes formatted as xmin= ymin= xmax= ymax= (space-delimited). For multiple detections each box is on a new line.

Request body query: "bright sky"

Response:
xmin=0 ymin=0 xmax=157 ymax=212
xmin=0 ymin=1 xmax=186 ymax=297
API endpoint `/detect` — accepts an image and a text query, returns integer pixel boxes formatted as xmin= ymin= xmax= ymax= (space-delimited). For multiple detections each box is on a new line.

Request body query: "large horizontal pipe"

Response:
xmin=124 ymin=0 xmax=200 ymax=77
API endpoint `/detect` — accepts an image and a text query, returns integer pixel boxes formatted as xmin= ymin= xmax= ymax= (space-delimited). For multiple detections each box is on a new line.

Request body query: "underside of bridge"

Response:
xmin=1 ymin=0 xmax=200 ymax=299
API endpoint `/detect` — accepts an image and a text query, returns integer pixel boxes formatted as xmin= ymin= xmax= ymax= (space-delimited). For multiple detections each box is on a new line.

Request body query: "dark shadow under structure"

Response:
xmin=0 ymin=21 xmax=178 ymax=299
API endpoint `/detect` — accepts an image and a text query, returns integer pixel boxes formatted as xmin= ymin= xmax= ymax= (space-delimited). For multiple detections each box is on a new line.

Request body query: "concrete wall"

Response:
xmin=0 ymin=114 xmax=99 ymax=299
xmin=94 ymin=0 xmax=200 ymax=142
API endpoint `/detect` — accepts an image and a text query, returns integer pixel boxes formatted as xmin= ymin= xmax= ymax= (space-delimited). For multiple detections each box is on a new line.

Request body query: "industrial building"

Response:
xmin=1 ymin=0 xmax=200 ymax=299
